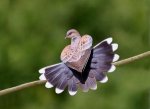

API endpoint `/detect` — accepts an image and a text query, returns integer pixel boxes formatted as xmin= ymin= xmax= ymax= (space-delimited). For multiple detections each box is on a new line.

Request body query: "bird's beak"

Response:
xmin=65 ymin=36 xmax=68 ymax=39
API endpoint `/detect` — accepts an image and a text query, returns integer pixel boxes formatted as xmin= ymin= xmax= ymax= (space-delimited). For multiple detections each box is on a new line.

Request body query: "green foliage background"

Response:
xmin=0 ymin=0 xmax=150 ymax=109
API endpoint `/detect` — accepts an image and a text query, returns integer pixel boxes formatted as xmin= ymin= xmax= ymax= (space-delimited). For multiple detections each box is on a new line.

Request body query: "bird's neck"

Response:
xmin=71 ymin=36 xmax=81 ymax=49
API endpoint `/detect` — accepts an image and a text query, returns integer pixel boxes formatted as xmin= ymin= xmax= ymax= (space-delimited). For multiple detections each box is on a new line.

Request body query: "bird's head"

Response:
xmin=65 ymin=29 xmax=80 ymax=39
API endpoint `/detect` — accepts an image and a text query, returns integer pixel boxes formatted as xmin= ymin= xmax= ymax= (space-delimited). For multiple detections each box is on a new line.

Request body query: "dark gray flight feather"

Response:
xmin=39 ymin=38 xmax=118 ymax=95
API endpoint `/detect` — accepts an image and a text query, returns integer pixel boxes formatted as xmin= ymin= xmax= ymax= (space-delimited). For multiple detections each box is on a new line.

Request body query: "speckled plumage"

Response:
xmin=39 ymin=29 xmax=119 ymax=96
xmin=61 ymin=30 xmax=93 ymax=72
xmin=61 ymin=35 xmax=93 ymax=63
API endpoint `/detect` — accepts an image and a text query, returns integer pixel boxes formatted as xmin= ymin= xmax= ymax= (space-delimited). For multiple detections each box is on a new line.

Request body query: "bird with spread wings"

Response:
xmin=39 ymin=29 xmax=119 ymax=96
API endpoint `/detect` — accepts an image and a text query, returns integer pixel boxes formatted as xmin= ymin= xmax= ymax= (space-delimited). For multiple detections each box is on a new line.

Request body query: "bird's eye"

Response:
xmin=68 ymin=32 xmax=73 ymax=36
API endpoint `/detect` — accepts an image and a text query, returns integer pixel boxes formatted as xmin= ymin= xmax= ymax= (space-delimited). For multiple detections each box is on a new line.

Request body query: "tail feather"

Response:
xmin=92 ymin=54 xmax=114 ymax=62
xmin=80 ymin=82 xmax=89 ymax=92
xmin=56 ymin=74 xmax=68 ymax=90
xmin=48 ymin=74 xmax=62 ymax=87
xmin=88 ymin=69 xmax=107 ymax=83
xmin=94 ymin=41 xmax=113 ymax=53
xmin=90 ymin=62 xmax=111 ymax=70
xmin=68 ymin=77 xmax=78 ymax=96
xmin=39 ymin=37 xmax=119 ymax=95
xmin=45 ymin=65 xmax=63 ymax=76
xmin=86 ymin=77 xmax=97 ymax=90
xmin=83 ymin=37 xmax=119 ymax=85
xmin=93 ymin=70 xmax=106 ymax=81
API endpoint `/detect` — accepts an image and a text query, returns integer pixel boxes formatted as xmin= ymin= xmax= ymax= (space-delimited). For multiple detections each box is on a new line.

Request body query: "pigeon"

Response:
xmin=39 ymin=29 xmax=119 ymax=96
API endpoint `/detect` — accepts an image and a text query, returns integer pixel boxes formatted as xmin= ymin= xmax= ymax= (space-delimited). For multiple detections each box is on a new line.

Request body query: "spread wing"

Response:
xmin=60 ymin=45 xmax=74 ymax=63
xmin=78 ymin=37 xmax=119 ymax=92
xmin=39 ymin=37 xmax=119 ymax=96
xmin=61 ymin=45 xmax=82 ymax=63
xmin=39 ymin=62 xmax=98 ymax=95
xmin=39 ymin=63 xmax=80 ymax=96
xmin=61 ymin=35 xmax=93 ymax=63
xmin=68 ymin=35 xmax=93 ymax=62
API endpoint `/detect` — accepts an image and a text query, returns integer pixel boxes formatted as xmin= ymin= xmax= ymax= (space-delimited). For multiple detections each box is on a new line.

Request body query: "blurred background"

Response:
xmin=0 ymin=0 xmax=150 ymax=109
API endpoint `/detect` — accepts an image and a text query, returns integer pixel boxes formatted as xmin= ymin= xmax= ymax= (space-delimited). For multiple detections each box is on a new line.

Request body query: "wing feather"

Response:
xmin=79 ymin=35 xmax=93 ymax=51
xmin=60 ymin=45 xmax=74 ymax=63
xmin=39 ymin=37 xmax=119 ymax=95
